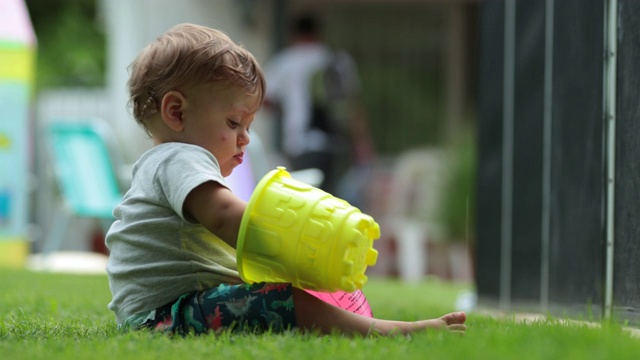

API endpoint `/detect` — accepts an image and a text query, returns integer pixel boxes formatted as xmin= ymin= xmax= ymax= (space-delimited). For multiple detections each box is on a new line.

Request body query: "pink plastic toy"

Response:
xmin=306 ymin=289 xmax=373 ymax=317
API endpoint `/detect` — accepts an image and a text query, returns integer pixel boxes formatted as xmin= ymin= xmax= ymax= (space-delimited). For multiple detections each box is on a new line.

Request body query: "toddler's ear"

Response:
xmin=160 ymin=91 xmax=186 ymax=131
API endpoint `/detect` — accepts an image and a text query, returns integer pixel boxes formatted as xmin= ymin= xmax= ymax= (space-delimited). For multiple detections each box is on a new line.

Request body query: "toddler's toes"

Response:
xmin=441 ymin=311 xmax=467 ymax=325
xmin=448 ymin=323 xmax=467 ymax=333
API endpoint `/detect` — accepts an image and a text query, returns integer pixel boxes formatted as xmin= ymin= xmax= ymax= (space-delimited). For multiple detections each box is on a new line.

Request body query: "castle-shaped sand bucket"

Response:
xmin=237 ymin=167 xmax=379 ymax=292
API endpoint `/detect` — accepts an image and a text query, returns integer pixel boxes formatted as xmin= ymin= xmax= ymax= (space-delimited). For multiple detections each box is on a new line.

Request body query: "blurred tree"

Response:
xmin=25 ymin=0 xmax=106 ymax=89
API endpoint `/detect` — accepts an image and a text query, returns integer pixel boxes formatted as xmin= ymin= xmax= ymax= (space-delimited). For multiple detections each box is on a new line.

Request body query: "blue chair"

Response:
xmin=44 ymin=119 xmax=124 ymax=254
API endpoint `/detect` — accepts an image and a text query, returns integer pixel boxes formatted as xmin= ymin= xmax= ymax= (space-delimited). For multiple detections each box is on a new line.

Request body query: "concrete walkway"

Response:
xmin=475 ymin=308 xmax=640 ymax=339
xmin=27 ymin=251 xmax=108 ymax=275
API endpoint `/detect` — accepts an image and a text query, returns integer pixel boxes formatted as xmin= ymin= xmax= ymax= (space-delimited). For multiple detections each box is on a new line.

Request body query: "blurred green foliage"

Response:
xmin=26 ymin=0 xmax=106 ymax=90
xmin=439 ymin=125 xmax=476 ymax=242
xmin=360 ymin=65 xmax=445 ymax=155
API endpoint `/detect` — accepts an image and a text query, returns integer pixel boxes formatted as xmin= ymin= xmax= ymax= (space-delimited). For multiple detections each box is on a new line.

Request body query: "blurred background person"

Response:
xmin=263 ymin=13 xmax=374 ymax=201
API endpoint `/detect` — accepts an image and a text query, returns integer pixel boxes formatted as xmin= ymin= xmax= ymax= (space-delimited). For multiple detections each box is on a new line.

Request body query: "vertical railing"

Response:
xmin=540 ymin=0 xmax=555 ymax=313
xmin=500 ymin=0 xmax=516 ymax=311
xmin=603 ymin=0 xmax=618 ymax=321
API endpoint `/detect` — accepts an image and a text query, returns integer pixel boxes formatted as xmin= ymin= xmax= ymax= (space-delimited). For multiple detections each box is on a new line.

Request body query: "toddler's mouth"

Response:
xmin=234 ymin=153 xmax=244 ymax=164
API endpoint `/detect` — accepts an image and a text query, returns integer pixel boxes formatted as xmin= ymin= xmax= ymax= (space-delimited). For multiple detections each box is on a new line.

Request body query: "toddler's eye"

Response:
xmin=227 ymin=120 xmax=240 ymax=128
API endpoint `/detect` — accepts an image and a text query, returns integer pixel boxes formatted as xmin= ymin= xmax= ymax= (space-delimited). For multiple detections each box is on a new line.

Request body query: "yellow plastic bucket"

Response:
xmin=236 ymin=167 xmax=379 ymax=292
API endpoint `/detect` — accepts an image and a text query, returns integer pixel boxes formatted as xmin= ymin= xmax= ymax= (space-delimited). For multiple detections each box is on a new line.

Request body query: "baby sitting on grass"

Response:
xmin=105 ymin=23 xmax=467 ymax=336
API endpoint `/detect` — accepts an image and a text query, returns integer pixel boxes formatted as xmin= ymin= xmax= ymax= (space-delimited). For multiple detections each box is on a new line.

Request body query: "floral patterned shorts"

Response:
xmin=141 ymin=282 xmax=296 ymax=335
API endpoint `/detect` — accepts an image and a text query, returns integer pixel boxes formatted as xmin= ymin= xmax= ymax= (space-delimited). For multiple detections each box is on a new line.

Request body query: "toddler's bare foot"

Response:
xmin=431 ymin=311 xmax=467 ymax=333
xmin=414 ymin=311 xmax=467 ymax=334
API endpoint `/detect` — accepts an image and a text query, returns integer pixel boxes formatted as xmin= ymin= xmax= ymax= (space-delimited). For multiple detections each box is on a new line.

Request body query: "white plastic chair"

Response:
xmin=385 ymin=148 xmax=447 ymax=282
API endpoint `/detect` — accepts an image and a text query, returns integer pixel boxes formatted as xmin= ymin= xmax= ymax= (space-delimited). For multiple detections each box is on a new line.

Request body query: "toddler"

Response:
xmin=105 ymin=23 xmax=467 ymax=336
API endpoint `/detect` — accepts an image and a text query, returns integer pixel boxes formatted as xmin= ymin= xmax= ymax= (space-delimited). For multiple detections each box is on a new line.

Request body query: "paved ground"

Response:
xmin=27 ymin=251 xmax=108 ymax=275
xmin=475 ymin=308 xmax=640 ymax=339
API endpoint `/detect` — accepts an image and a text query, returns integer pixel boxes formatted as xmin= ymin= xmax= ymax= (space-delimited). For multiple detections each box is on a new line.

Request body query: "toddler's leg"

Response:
xmin=292 ymin=288 xmax=466 ymax=336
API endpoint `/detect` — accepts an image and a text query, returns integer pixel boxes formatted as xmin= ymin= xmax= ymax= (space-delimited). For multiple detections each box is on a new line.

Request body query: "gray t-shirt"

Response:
xmin=106 ymin=142 xmax=242 ymax=324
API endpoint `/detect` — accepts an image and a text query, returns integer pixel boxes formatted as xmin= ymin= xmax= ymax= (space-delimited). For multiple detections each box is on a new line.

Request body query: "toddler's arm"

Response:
xmin=183 ymin=181 xmax=246 ymax=249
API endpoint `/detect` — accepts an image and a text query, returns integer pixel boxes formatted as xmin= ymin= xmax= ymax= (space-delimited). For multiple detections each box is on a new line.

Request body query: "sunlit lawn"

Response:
xmin=1 ymin=269 xmax=639 ymax=360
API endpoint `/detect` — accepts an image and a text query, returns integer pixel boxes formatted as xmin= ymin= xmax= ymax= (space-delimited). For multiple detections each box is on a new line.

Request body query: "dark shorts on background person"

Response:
xmin=141 ymin=282 xmax=297 ymax=335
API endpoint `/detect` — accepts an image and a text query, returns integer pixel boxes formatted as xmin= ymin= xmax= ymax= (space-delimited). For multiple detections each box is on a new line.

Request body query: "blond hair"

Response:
xmin=127 ymin=23 xmax=265 ymax=127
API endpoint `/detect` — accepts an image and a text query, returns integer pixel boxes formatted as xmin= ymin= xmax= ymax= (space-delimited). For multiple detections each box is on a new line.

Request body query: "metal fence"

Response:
xmin=476 ymin=0 xmax=639 ymax=324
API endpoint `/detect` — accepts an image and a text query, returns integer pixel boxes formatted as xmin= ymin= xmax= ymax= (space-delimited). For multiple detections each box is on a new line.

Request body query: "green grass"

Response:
xmin=1 ymin=269 xmax=639 ymax=360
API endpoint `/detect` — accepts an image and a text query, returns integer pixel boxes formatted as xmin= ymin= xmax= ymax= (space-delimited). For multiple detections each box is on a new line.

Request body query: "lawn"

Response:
xmin=1 ymin=269 xmax=639 ymax=360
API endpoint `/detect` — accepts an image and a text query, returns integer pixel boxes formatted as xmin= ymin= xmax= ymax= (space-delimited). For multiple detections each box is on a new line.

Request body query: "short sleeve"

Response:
xmin=154 ymin=144 xmax=228 ymax=221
